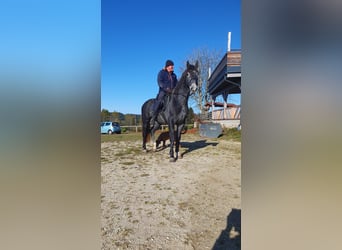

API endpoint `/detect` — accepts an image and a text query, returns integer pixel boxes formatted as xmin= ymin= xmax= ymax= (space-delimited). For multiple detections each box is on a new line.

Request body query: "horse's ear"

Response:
xmin=186 ymin=61 xmax=190 ymax=68
xmin=195 ymin=60 xmax=199 ymax=69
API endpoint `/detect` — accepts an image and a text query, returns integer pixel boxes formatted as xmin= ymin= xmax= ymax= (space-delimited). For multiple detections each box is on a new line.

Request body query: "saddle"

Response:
xmin=160 ymin=94 xmax=171 ymax=112
xmin=152 ymin=94 xmax=171 ymax=126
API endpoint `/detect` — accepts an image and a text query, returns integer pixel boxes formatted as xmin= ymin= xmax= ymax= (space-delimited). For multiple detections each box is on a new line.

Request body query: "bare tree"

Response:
xmin=180 ymin=47 xmax=223 ymax=114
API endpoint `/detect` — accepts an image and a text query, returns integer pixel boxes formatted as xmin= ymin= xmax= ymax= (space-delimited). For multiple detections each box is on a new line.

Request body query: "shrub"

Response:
xmin=221 ymin=127 xmax=241 ymax=142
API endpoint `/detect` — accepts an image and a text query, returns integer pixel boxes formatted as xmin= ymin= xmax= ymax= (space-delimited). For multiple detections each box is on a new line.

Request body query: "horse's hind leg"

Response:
xmin=142 ymin=122 xmax=149 ymax=152
xmin=151 ymin=124 xmax=160 ymax=151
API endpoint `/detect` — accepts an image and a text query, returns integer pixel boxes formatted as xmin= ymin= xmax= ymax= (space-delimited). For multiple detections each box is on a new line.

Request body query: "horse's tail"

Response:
xmin=141 ymin=99 xmax=154 ymax=149
xmin=142 ymin=122 xmax=151 ymax=142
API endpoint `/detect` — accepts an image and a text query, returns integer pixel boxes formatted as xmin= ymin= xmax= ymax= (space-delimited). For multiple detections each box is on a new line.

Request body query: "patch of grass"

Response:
xmin=152 ymin=183 xmax=162 ymax=190
xmin=220 ymin=128 xmax=241 ymax=142
xmin=129 ymin=146 xmax=142 ymax=153
xmin=144 ymin=200 xmax=158 ymax=205
xmin=178 ymin=201 xmax=195 ymax=212
xmin=161 ymin=211 xmax=169 ymax=219
xmin=234 ymin=194 xmax=240 ymax=199
xmin=101 ymin=128 xmax=241 ymax=143
xmin=121 ymin=161 xmax=134 ymax=166
xmin=178 ymin=202 xmax=189 ymax=210
xmin=177 ymin=220 xmax=186 ymax=227
xmin=114 ymin=151 xmax=126 ymax=157
xmin=230 ymin=146 xmax=241 ymax=156
xmin=121 ymin=228 xmax=133 ymax=237
xmin=114 ymin=147 xmax=142 ymax=157
xmin=109 ymin=202 xmax=119 ymax=209
xmin=101 ymin=133 xmax=142 ymax=143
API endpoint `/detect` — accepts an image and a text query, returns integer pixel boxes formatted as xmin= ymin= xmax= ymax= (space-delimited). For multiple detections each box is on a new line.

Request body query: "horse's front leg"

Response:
xmin=175 ymin=124 xmax=184 ymax=158
xmin=168 ymin=123 xmax=176 ymax=162
xmin=175 ymin=124 xmax=184 ymax=159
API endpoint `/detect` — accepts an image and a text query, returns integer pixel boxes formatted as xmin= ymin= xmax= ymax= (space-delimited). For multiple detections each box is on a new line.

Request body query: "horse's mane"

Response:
xmin=174 ymin=71 xmax=187 ymax=90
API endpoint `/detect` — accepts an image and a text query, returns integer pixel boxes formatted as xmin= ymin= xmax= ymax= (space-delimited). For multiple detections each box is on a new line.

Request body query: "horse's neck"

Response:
xmin=173 ymin=75 xmax=189 ymax=97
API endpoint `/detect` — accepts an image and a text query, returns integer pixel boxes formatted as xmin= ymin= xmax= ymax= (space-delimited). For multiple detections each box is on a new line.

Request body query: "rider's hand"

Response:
xmin=166 ymin=88 xmax=171 ymax=93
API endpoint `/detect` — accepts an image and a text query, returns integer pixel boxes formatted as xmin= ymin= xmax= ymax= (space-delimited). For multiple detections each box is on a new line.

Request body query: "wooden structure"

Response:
xmin=207 ymin=50 xmax=241 ymax=126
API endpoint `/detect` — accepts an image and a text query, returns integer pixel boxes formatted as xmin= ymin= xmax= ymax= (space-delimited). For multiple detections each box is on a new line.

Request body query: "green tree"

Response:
xmin=111 ymin=111 xmax=125 ymax=123
xmin=185 ymin=107 xmax=195 ymax=124
xmin=101 ymin=109 xmax=111 ymax=121
xmin=124 ymin=114 xmax=138 ymax=126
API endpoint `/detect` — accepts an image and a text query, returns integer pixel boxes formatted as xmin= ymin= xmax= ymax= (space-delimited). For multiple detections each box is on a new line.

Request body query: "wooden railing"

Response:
xmin=121 ymin=124 xmax=193 ymax=133
xmin=211 ymin=106 xmax=241 ymax=120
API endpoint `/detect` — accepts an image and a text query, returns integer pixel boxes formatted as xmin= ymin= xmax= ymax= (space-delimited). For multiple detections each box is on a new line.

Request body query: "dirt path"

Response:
xmin=101 ymin=133 xmax=241 ymax=249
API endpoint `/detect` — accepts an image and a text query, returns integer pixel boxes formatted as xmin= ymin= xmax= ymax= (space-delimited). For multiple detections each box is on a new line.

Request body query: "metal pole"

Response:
xmin=227 ymin=32 xmax=231 ymax=52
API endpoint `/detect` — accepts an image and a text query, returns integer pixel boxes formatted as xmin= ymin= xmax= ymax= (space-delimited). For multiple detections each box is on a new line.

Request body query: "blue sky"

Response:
xmin=102 ymin=0 xmax=241 ymax=114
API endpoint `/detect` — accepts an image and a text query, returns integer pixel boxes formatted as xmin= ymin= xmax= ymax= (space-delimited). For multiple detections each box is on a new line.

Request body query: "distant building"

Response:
xmin=207 ymin=50 xmax=241 ymax=128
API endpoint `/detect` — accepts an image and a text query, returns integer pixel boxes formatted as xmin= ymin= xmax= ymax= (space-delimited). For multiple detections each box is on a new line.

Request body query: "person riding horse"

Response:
xmin=141 ymin=60 xmax=199 ymax=161
xmin=150 ymin=59 xmax=178 ymax=128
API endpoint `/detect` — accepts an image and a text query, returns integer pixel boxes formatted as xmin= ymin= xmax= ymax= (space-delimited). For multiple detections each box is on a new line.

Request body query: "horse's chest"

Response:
xmin=173 ymin=108 xmax=187 ymax=122
xmin=164 ymin=98 xmax=188 ymax=123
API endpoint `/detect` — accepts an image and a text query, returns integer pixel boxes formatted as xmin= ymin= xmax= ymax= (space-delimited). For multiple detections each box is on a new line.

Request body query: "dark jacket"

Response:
xmin=157 ymin=69 xmax=178 ymax=94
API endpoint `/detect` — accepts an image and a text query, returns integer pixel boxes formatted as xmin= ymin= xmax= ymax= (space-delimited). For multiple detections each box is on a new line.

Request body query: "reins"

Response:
xmin=170 ymin=70 xmax=193 ymax=97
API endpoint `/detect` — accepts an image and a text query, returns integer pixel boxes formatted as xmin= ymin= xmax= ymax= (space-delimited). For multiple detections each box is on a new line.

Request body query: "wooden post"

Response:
xmin=223 ymin=92 xmax=229 ymax=119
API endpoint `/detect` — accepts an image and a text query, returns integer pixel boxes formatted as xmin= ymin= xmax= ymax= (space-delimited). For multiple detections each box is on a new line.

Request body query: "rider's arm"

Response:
xmin=157 ymin=70 xmax=170 ymax=92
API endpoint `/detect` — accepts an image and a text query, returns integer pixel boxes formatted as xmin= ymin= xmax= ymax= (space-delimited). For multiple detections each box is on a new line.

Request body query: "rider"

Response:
xmin=150 ymin=59 xmax=178 ymax=128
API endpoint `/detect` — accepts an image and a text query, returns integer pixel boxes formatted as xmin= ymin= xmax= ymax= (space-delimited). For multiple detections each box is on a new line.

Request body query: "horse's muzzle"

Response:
xmin=190 ymin=82 xmax=197 ymax=94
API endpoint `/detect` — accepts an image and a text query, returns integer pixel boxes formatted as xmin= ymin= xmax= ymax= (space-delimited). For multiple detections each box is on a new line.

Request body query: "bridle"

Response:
xmin=172 ymin=70 xmax=198 ymax=97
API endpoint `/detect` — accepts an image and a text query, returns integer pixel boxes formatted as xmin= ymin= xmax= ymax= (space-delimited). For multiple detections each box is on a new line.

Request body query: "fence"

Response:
xmin=211 ymin=106 xmax=240 ymax=120
xmin=121 ymin=124 xmax=194 ymax=133
xmin=198 ymin=107 xmax=241 ymax=121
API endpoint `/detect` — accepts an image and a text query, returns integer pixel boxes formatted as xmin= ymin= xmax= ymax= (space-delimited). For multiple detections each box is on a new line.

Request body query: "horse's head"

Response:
xmin=185 ymin=61 xmax=199 ymax=94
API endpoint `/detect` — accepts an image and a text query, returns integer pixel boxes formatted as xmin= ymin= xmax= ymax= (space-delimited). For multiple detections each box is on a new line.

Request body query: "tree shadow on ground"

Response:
xmin=180 ymin=140 xmax=218 ymax=157
xmin=212 ymin=208 xmax=241 ymax=250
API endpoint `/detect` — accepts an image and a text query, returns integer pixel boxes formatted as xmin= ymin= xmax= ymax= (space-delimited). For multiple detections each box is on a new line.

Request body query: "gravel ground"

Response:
xmin=101 ymin=133 xmax=241 ymax=249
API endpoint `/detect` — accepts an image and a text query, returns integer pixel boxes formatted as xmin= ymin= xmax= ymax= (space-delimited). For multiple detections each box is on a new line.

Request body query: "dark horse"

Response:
xmin=141 ymin=61 xmax=199 ymax=162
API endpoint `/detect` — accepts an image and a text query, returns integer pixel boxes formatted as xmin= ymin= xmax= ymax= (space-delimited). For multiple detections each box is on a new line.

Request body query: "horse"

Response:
xmin=141 ymin=61 xmax=199 ymax=162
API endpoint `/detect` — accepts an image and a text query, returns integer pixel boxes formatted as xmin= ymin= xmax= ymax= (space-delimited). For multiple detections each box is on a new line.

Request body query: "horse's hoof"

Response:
xmin=169 ymin=157 xmax=176 ymax=162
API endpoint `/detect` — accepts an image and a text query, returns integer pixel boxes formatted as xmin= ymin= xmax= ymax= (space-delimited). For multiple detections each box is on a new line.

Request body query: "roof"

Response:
xmin=208 ymin=50 xmax=241 ymax=98
xmin=204 ymin=102 xmax=239 ymax=108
